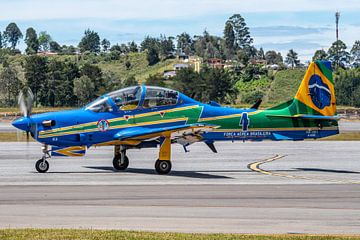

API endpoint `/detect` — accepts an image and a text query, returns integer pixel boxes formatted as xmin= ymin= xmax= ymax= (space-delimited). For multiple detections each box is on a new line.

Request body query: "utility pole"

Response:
xmin=335 ymin=11 xmax=340 ymax=41
xmin=335 ymin=11 xmax=340 ymax=68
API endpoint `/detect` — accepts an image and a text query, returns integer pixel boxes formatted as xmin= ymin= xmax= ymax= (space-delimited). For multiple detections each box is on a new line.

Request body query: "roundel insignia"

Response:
xmin=308 ymin=74 xmax=331 ymax=109
xmin=97 ymin=119 xmax=110 ymax=132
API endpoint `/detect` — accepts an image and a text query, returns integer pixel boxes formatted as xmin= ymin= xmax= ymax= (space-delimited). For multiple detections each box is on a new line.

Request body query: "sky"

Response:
xmin=0 ymin=0 xmax=360 ymax=61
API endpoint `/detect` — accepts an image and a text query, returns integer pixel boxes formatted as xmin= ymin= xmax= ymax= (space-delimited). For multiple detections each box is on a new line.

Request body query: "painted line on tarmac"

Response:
xmin=248 ymin=155 xmax=360 ymax=184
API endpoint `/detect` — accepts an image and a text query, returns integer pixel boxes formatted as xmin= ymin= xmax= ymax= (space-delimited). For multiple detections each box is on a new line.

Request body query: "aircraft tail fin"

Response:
xmin=292 ymin=60 xmax=336 ymax=116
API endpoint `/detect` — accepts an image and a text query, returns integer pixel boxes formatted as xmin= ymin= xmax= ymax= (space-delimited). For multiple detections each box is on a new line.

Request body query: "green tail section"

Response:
xmin=268 ymin=61 xmax=336 ymax=117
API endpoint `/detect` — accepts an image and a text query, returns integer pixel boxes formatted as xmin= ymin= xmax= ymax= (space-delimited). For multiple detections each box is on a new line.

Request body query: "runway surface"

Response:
xmin=0 ymin=141 xmax=360 ymax=234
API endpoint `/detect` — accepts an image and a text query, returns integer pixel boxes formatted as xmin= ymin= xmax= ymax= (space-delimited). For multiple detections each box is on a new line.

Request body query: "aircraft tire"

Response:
xmin=35 ymin=159 xmax=49 ymax=173
xmin=155 ymin=160 xmax=172 ymax=174
xmin=113 ymin=155 xmax=129 ymax=170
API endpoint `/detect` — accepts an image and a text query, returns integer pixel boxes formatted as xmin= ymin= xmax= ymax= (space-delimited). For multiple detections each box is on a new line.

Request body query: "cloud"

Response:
xmin=252 ymin=26 xmax=331 ymax=37
xmin=0 ymin=0 xmax=359 ymax=21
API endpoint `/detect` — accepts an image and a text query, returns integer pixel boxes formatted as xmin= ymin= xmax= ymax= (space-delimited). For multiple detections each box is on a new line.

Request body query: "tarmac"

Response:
xmin=0 ymin=141 xmax=360 ymax=234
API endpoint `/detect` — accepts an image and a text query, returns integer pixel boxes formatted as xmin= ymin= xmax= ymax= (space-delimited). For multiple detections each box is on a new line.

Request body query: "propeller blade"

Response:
xmin=18 ymin=87 xmax=34 ymax=118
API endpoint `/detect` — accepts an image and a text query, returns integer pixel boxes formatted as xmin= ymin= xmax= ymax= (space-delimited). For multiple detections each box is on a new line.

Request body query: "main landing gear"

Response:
xmin=113 ymin=132 xmax=173 ymax=174
xmin=35 ymin=144 xmax=51 ymax=173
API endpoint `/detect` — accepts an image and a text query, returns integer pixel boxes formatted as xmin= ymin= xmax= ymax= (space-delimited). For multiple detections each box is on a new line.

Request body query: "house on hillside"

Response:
xmin=207 ymin=58 xmax=225 ymax=69
xmin=178 ymin=52 xmax=189 ymax=62
xmin=173 ymin=63 xmax=189 ymax=71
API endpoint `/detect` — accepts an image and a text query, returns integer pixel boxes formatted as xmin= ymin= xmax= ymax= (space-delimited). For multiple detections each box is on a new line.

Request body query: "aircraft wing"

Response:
xmin=113 ymin=124 xmax=218 ymax=146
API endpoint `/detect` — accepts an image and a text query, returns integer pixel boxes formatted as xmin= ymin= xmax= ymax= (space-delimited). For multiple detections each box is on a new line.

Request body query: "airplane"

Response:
xmin=12 ymin=60 xmax=339 ymax=174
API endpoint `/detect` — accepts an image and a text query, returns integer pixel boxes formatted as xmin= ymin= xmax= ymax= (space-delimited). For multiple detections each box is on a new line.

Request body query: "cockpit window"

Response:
xmin=108 ymin=86 xmax=141 ymax=111
xmin=85 ymin=97 xmax=113 ymax=113
xmin=143 ymin=87 xmax=178 ymax=108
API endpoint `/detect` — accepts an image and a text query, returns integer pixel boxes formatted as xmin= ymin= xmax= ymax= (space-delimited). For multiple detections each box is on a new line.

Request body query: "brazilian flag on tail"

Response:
xmin=293 ymin=61 xmax=336 ymax=117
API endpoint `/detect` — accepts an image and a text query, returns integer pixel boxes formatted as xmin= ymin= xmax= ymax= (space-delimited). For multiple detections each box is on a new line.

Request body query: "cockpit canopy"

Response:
xmin=85 ymin=86 xmax=180 ymax=112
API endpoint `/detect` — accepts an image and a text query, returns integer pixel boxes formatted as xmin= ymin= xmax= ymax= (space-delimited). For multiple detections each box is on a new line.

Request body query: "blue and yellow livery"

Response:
xmin=12 ymin=61 xmax=339 ymax=174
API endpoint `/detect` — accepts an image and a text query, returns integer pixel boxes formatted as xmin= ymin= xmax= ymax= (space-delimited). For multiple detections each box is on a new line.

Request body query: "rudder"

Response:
xmin=294 ymin=61 xmax=336 ymax=116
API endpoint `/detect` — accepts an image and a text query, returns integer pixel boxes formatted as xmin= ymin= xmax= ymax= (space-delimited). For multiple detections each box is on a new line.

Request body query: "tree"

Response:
xmin=328 ymin=40 xmax=350 ymax=68
xmin=285 ymin=49 xmax=300 ymax=68
xmin=159 ymin=35 xmax=175 ymax=59
xmin=226 ymin=14 xmax=253 ymax=49
xmin=25 ymin=27 xmax=39 ymax=54
xmin=265 ymin=50 xmax=283 ymax=65
xmin=49 ymin=41 xmax=61 ymax=53
xmin=38 ymin=31 xmax=52 ymax=52
xmin=177 ymin=32 xmax=193 ymax=55
xmin=56 ymin=61 xmax=79 ymax=106
xmin=312 ymin=49 xmax=328 ymax=61
xmin=200 ymin=67 xmax=238 ymax=103
xmin=334 ymin=68 xmax=360 ymax=107
xmin=78 ymin=29 xmax=101 ymax=53
xmin=173 ymin=68 xmax=204 ymax=101
xmin=80 ymin=63 xmax=104 ymax=95
xmin=24 ymin=55 xmax=48 ymax=106
xmin=0 ymin=32 xmax=4 ymax=49
xmin=101 ymin=38 xmax=110 ymax=52
xmin=145 ymin=74 xmax=166 ymax=87
xmin=3 ymin=23 xmax=23 ymax=50
xmin=123 ymin=76 xmax=138 ymax=87
xmin=146 ymin=48 xmax=160 ymax=65
xmin=224 ymin=21 xmax=235 ymax=52
xmin=128 ymin=41 xmax=138 ymax=52
xmin=350 ymin=40 xmax=360 ymax=68
xmin=0 ymin=64 xmax=22 ymax=106
xmin=257 ymin=47 xmax=265 ymax=60
xmin=74 ymin=76 xmax=95 ymax=105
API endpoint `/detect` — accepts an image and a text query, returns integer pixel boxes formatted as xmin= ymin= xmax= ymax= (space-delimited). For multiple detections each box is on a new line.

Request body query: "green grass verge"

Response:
xmin=0 ymin=229 xmax=359 ymax=240
xmin=321 ymin=132 xmax=360 ymax=141
xmin=0 ymin=132 xmax=34 ymax=142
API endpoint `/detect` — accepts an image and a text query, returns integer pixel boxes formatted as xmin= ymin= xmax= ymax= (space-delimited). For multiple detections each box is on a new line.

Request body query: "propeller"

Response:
xmin=18 ymin=87 xmax=34 ymax=118
xmin=17 ymin=87 xmax=34 ymax=141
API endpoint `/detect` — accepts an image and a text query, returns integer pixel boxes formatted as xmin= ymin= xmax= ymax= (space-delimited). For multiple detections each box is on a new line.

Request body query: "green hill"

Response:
xmin=265 ymin=68 xmax=306 ymax=105
xmin=96 ymin=52 xmax=177 ymax=82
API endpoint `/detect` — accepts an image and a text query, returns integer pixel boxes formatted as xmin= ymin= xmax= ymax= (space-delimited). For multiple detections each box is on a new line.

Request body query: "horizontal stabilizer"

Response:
xmin=250 ymin=98 xmax=262 ymax=110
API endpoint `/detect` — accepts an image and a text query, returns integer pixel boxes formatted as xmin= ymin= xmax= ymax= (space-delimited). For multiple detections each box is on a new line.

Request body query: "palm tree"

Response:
xmin=285 ymin=49 xmax=300 ymax=68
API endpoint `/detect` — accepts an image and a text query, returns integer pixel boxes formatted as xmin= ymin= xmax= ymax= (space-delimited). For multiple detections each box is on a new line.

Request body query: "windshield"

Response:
xmin=108 ymin=86 xmax=142 ymax=111
xmin=143 ymin=86 xmax=178 ymax=108
xmin=85 ymin=97 xmax=114 ymax=113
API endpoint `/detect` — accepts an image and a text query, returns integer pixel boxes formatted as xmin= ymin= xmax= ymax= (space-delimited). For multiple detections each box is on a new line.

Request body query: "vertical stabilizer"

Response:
xmin=294 ymin=61 xmax=336 ymax=116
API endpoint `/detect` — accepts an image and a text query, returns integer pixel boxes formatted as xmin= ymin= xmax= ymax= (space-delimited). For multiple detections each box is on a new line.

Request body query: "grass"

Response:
xmin=265 ymin=68 xmax=306 ymax=104
xmin=321 ymin=132 xmax=360 ymax=141
xmin=0 ymin=132 xmax=34 ymax=142
xmin=97 ymin=52 xmax=177 ymax=83
xmin=0 ymin=107 xmax=74 ymax=116
xmin=0 ymin=229 xmax=359 ymax=240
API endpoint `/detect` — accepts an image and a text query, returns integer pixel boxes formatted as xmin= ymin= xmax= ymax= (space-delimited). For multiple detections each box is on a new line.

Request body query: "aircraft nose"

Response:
xmin=12 ymin=117 xmax=31 ymax=131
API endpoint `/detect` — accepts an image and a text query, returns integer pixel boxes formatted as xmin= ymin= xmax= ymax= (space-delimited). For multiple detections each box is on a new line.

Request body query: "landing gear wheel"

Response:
xmin=35 ymin=159 xmax=49 ymax=173
xmin=113 ymin=155 xmax=129 ymax=170
xmin=155 ymin=160 xmax=172 ymax=174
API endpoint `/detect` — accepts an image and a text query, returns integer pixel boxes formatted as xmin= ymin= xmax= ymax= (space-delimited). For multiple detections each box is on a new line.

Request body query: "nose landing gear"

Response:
xmin=113 ymin=145 xmax=129 ymax=170
xmin=35 ymin=144 xmax=51 ymax=173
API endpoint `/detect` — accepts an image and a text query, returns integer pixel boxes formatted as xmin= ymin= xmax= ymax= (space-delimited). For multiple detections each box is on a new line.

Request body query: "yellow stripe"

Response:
xmin=199 ymin=110 xmax=262 ymax=121
xmin=39 ymin=117 xmax=188 ymax=138
xmin=40 ymin=105 xmax=199 ymax=135
xmin=249 ymin=155 xmax=360 ymax=184
xmin=212 ymin=126 xmax=338 ymax=132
